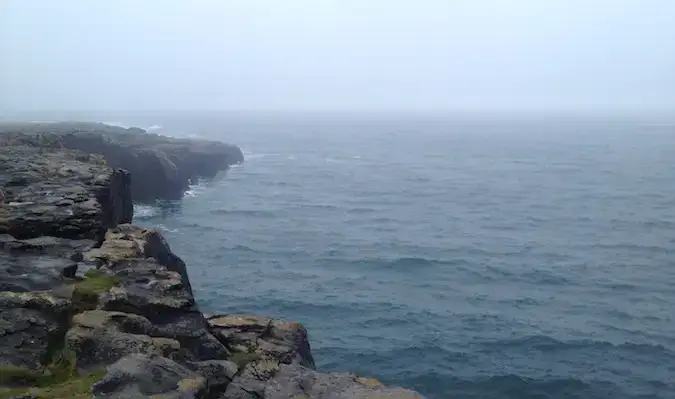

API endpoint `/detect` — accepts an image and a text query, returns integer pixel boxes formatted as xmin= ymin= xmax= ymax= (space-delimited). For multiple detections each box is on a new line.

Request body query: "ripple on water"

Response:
xmin=136 ymin=120 xmax=675 ymax=399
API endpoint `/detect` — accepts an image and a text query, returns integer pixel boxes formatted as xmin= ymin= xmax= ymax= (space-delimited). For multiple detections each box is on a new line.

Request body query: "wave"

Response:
xmin=405 ymin=374 xmax=624 ymax=399
xmin=133 ymin=204 xmax=159 ymax=219
xmin=316 ymin=342 xmax=672 ymax=399
xmin=209 ymin=209 xmax=275 ymax=218
xmin=479 ymin=335 xmax=674 ymax=356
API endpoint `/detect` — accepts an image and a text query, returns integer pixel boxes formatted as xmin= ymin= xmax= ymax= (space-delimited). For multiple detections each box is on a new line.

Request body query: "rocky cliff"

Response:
xmin=0 ymin=122 xmax=244 ymax=202
xmin=0 ymin=132 xmax=423 ymax=398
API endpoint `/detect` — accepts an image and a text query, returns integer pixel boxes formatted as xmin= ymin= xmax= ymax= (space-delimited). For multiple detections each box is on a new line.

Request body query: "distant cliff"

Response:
xmin=0 ymin=122 xmax=244 ymax=202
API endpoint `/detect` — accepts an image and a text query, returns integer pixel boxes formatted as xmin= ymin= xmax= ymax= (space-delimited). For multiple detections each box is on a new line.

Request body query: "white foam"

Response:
xmin=134 ymin=204 xmax=159 ymax=219
xmin=102 ymin=121 xmax=130 ymax=129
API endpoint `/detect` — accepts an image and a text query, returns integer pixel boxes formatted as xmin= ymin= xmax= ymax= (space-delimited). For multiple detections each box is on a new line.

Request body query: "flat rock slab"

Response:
xmin=0 ymin=144 xmax=132 ymax=240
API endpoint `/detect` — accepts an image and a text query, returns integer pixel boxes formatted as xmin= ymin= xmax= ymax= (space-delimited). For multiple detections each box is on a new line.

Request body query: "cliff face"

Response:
xmin=0 ymin=130 xmax=423 ymax=399
xmin=0 ymin=122 xmax=244 ymax=202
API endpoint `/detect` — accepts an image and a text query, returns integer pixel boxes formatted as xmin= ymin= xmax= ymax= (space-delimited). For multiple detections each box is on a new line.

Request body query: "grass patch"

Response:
xmin=72 ymin=269 xmax=119 ymax=307
xmin=0 ymin=369 xmax=106 ymax=399
xmin=0 ymin=365 xmax=42 ymax=386
xmin=0 ymin=344 xmax=105 ymax=399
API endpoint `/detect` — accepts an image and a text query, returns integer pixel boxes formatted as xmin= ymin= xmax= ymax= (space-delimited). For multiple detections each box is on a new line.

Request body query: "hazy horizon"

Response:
xmin=2 ymin=0 xmax=674 ymax=114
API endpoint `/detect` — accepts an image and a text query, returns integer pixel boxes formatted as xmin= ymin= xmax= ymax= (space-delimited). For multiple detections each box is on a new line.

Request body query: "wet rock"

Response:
xmin=91 ymin=353 xmax=207 ymax=399
xmin=207 ymin=315 xmax=315 ymax=368
xmin=0 ymin=291 xmax=71 ymax=370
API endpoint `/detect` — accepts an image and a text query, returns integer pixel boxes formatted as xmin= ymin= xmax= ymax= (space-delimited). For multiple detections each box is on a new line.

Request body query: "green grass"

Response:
xmin=0 ymin=365 xmax=42 ymax=386
xmin=0 ymin=369 xmax=106 ymax=399
xmin=71 ymin=269 xmax=119 ymax=307
xmin=0 ymin=345 xmax=106 ymax=399
xmin=0 ymin=270 xmax=119 ymax=398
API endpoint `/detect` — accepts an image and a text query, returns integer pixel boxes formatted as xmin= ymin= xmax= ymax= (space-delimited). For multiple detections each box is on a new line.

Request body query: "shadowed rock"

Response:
xmin=91 ymin=354 xmax=207 ymax=399
xmin=0 ymin=291 xmax=72 ymax=370
xmin=207 ymin=314 xmax=315 ymax=368
xmin=66 ymin=310 xmax=180 ymax=370
xmin=225 ymin=363 xmax=425 ymax=399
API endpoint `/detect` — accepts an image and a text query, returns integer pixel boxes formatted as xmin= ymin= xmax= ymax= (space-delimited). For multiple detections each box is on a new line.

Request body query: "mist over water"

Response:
xmin=128 ymin=113 xmax=675 ymax=399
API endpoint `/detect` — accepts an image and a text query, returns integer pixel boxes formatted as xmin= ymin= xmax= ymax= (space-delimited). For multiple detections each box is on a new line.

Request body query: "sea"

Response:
xmin=69 ymin=112 xmax=675 ymax=398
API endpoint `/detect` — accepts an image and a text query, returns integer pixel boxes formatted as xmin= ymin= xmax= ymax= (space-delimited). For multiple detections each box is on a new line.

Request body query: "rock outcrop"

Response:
xmin=0 ymin=130 xmax=423 ymax=398
xmin=0 ymin=122 xmax=244 ymax=202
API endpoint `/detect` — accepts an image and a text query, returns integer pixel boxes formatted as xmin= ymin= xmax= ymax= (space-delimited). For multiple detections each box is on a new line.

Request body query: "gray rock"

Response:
xmin=0 ymin=142 xmax=132 ymax=241
xmin=91 ymin=354 xmax=208 ymax=399
xmin=0 ymin=251 xmax=77 ymax=292
xmin=185 ymin=359 xmax=238 ymax=397
xmin=207 ymin=314 xmax=315 ymax=368
xmin=66 ymin=310 xmax=180 ymax=370
xmin=0 ymin=121 xmax=244 ymax=202
xmin=225 ymin=363 xmax=425 ymax=399
xmin=0 ymin=291 xmax=71 ymax=370
xmin=85 ymin=224 xmax=193 ymax=295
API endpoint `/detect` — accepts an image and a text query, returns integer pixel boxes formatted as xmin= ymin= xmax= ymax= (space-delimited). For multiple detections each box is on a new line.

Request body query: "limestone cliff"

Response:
xmin=0 ymin=122 xmax=244 ymax=202
xmin=0 ymin=130 xmax=423 ymax=399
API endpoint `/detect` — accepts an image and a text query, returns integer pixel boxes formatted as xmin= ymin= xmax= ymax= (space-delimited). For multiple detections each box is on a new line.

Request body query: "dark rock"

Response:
xmin=82 ymin=226 xmax=228 ymax=362
xmin=66 ymin=310 xmax=180 ymax=370
xmin=0 ymin=291 xmax=71 ymax=370
xmin=0 ymin=127 xmax=423 ymax=398
xmin=91 ymin=353 xmax=207 ymax=399
xmin=185 ymin=359 xmax=238 ymax=397
xmin=0 ymin=121 xmax=244 ymax=202
xmin=224 ymin=363 xmax=424 ymax=399
xmin=85 ymin=224 xmax=193 ymax=295
xmin=0 ymin=251 xmax=77 ymax=292
xmin=96 ymin=259 xmax=228 ymax=362
xmin=0 ymin=143 xmax=132 ymax=241
xmin=207 ymin=315 xmax=314 ymax=368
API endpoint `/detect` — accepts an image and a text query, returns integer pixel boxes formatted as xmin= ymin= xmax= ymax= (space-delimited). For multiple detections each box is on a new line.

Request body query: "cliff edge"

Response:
xmin=0 ymin=122 xmax=244 ymax=202
xmin=0 ymin=129 xmax=423 ymax=398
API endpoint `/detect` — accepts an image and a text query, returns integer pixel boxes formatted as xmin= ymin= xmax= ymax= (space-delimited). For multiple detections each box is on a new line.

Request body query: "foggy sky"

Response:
xmin=1 ymin=0 xmax=674 ymax=112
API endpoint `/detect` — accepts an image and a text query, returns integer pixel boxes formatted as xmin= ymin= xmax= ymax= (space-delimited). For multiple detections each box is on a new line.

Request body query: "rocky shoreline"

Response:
xmin=0 ymin=124 xmax=422 ymax=398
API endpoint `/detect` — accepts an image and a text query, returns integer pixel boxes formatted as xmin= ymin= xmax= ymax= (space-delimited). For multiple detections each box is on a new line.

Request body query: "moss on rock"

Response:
xmin=71 ymin=269 xmax=118 ymax=307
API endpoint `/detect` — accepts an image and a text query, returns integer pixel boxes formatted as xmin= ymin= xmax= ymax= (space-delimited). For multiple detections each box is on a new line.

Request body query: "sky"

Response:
xmin=1 ymin=0 xmax=674 ymax=113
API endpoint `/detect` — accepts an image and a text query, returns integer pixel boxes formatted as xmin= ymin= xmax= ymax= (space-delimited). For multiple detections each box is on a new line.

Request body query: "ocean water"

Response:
xmin=130 ymin=114 xmax=675 ymax=399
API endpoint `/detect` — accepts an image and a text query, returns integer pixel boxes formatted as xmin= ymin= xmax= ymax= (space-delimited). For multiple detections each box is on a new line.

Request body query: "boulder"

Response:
xmin=207 ymin=315 xmax=315 ymax=368
xmin=91 ymin=354 xmax=207 ymax=399
xmin=225 ymin=363 xmax=425 ymax=399
xmin=85 ymin=224 xmax=193 ymax=295
xmin=66 ymin=310 xmax=180 ymax=370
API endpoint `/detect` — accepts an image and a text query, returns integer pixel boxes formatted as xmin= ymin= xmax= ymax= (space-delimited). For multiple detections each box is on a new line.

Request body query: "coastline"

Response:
xmin=0 ymin=123 xmax=423 ymax=398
